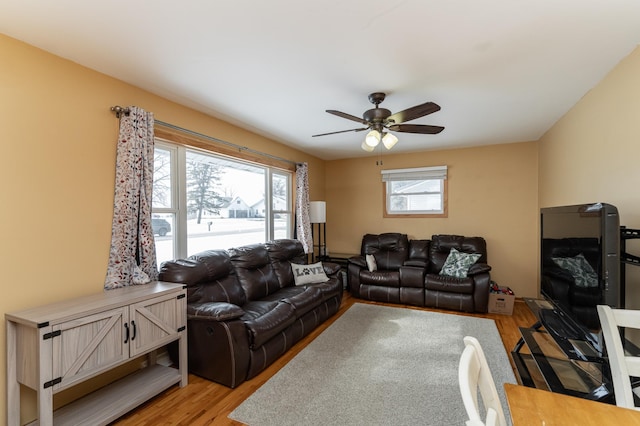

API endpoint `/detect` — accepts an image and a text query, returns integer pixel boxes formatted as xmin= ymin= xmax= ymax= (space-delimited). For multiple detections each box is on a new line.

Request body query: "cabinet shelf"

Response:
xmin=27 ymin=364 xmax=181 ymax=426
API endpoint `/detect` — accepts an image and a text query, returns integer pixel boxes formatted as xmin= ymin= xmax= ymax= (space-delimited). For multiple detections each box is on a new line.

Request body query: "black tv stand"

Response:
xmin=512 ymin=298 xmax=613 ymax=403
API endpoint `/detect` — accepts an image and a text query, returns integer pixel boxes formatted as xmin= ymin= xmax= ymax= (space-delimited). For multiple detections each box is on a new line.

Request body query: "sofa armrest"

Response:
xmin=187 ymin=302 xmax=245 ymax=321
xmin=472 ymin=272 xmax=491 ymax=313
xmin=322 ymin=261 xmax=341 ymax=276
xmin=468 ymin=263 xmax=492 ymax=276
xmin=348 ymin=255 xmax=367 ymax=268
xmin=186 ymin=314 xmax=250 ymax=388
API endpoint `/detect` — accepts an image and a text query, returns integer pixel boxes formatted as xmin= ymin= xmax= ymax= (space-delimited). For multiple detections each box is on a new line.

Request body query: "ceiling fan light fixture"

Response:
xmin=361 ymin=141 xmax=375 ymax=152
xmin=315 ymin=93 xmax=444 ymax=154
xmin=382 ymin=132 xmax=398 ymax=150
xmin=365 ymin=129 xmax=381 ymax=147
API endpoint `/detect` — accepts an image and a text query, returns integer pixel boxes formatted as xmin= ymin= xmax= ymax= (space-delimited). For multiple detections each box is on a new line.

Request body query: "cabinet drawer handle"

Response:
xmin=131 ymin=320 xmax=137 ymax=341
xmin=124 ymin=323 xmax=129 ymax=343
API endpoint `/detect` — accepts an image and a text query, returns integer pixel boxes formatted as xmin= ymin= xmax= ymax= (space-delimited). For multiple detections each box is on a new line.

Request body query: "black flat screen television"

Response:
xmin=540 ymin=202 xmax=621 ymax=360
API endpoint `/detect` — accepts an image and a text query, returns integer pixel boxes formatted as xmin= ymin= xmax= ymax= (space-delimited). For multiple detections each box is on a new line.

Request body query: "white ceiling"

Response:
xmin=2 ymin=1 xmax=640 ymax=160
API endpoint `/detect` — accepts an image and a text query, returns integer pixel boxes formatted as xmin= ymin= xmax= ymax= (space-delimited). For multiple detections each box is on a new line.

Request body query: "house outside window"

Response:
xmin=381 ymin=166 xmax=448 ymax=218
xmin=152 ymin=140 xmax=293 ymax=266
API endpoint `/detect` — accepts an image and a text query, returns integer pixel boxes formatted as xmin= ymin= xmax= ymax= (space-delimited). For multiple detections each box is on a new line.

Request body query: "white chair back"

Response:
xmin=597 ymin=305 xmax=640 ymax=409
xmin=458 ymin=336 xmax=508 ymax=426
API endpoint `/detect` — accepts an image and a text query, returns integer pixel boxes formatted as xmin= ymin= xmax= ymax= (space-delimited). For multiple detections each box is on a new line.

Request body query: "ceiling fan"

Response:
xmin=312 ymin=92 xmax=444 ymax=152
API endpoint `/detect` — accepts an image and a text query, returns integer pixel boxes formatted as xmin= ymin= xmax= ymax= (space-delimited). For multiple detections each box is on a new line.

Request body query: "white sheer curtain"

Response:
xmin=295 ymin=162 xmax=313 ymax=254
xmin=104 ymin=106 xmax=158 ymax=289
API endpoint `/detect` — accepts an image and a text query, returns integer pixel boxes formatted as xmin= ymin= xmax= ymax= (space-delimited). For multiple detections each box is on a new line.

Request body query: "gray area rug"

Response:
xmin=229 ymin=303 xmax=516 ymax=426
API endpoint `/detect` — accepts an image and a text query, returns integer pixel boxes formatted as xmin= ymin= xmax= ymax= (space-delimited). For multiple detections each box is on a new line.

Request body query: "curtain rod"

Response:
xmin=110 ymin=106 xmax=300 ymax=166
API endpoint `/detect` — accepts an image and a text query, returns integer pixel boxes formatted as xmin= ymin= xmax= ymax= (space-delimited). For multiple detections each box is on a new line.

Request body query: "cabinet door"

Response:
xmin=129 ymin=291 xmax=185 ymax=357
xmin=52 ymin=307 xmax=129 ymax=391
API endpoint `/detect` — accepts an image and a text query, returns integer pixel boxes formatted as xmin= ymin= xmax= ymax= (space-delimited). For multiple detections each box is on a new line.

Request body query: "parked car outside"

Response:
xmin=152 ymin=218 xmax=171 ymax=236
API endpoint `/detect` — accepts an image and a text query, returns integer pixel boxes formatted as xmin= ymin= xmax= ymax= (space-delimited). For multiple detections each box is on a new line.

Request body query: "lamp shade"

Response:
xmin=309 ymin=201 xmax=326 ymax=223
xmin=361 ymin=141 xmax=375 ymax=152
xmin=382 ymin=132 xmax=398 ymax=149
xmin=365 ymin=130 xmax=381 ymax=147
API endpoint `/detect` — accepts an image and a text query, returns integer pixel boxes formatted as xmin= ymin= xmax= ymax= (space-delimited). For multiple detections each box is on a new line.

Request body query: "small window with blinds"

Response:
xmin=381 ymin=166 xmax=448 ymax=218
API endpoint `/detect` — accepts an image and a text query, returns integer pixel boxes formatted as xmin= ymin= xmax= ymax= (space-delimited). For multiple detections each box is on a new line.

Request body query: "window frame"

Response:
xmin=152 ymin=126 xmax=295 ymax=262
xmin=381 ymin=166 xmax=448 ymax=218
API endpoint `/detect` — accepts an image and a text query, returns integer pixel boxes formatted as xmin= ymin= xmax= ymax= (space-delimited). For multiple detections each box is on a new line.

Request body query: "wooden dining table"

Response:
xmin=505 ymin=383 xmax=640 ymax=425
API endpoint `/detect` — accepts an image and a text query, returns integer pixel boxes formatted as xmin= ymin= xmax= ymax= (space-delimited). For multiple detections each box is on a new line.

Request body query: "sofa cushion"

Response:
xmin=260 ymin=286 xmax=304 ymax=302
xmin=408 ymin=239 xmax=430 ymax=264
xmin=425 ymin=273 xmax=474 ymax=294
xmin=439 ymin=248 xmax=481 ymax=278
xmin=159 ymin=250 xmax=247 ymax=306
xmin=361 ymin=233 xmax=409 ymax=270
xmin=291 ymin=262 xmax=329 ymax=285
xmin=241 ymin=301 xmax=296 ymax=349
xmin=266 ymin=239 xmax=307 ymax=288
xmin=229 ymin=244 xmax=281 ymax=300
xmin=429 ymin=235 xmax=487 ymax=272
xmin=360 ymin=270 xmax=401 ymax=287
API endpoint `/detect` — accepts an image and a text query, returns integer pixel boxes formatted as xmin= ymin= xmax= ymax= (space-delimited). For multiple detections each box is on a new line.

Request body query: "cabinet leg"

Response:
xmin=179 ymin=333 xmax=188 ymax=387
xmin=6 ymin=321 xmax=19 ymax=426
xmin=38 ymin=327 xmax=54 ymax=426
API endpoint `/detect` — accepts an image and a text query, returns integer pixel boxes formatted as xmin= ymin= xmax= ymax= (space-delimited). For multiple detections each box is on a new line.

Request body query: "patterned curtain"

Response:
xmin=295 ymin=162 xmax=313 ymax=253
xmin=104 ymin=106 xmax=158 ymax=289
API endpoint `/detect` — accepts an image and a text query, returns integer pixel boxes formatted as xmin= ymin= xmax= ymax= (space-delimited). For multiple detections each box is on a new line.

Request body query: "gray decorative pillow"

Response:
xmin=365 ymin=254 xmax=378 ymax=272
xmin=552 ymin=253 xmax=598 ymax=288
xmin=439 ymin=248 xmax=481 ymax=278
xmin=291 ymin=262 xmax=330 ymax=285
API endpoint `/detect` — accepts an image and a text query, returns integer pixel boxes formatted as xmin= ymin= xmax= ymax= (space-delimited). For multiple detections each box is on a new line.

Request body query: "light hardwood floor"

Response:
xmin=112 ymin=292 xmax=537 ymax=425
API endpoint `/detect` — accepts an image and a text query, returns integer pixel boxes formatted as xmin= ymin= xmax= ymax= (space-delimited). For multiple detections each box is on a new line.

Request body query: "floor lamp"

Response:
xmin=309 ymin=201 xmax=326 ymax=262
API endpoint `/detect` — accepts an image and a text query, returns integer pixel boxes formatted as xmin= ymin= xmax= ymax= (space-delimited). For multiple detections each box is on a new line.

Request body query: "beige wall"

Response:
xmin=538 ymin=45 xmax=640 ymax=308
xmin=325 ymin=141 xmax=540 ymax=299
xmin=538 ymin=46 xmax=640 ymax=216
xmin=0 ymin=34 xmax=325 ymax=423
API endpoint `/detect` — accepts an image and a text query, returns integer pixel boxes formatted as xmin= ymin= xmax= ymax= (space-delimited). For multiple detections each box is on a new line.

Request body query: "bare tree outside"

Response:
xmin=153 ymin=148 xmax=172 ymax=208
xmin=186 ymin=156 xmax=225 ymax=224
xmin=272 ymin=175 xmax=286 ymax=198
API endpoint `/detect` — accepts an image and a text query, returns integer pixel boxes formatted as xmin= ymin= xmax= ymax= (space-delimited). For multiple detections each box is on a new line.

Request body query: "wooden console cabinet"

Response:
xmin=6 ymin=282 xmax=187 ymax=426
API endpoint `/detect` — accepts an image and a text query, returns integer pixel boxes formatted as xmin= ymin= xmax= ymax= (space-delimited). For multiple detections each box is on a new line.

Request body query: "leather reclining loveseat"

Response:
xmin=348 ymin=233 xmax=491 ymax=313
xmin=159 ymin=239 xmax=343 ymax=388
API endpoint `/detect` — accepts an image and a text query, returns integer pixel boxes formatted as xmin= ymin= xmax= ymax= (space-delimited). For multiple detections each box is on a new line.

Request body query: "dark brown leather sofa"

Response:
xmin=159 ymin=239 xmax=343 ymax=388
xmin=348 ymin=233 xmax=491 ymax=313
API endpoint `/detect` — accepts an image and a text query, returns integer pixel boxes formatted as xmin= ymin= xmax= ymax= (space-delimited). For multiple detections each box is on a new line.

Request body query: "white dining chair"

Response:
xmin=597 ymin=305 xmax=640 ymax=409
xmin=458 ymin=336 xmax=508 ymax=426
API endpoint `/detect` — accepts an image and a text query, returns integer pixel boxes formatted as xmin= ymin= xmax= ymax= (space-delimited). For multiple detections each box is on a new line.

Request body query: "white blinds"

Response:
xmin=380 ymin=165 xmax=447 ymax=182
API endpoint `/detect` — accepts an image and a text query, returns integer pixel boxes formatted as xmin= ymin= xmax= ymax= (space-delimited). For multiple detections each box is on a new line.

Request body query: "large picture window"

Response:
xmin=152 ymin=140 xmax=293 ymax=266
xmin=381 ymin=166 xmax=448 ymax=218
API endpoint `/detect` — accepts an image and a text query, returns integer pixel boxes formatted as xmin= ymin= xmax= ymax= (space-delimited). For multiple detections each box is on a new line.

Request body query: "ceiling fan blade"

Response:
xmin=312 ymin=127 xmax=368 ymax=137
xmin=326 ymin=110 xmax=369 ymax=125
xmin=387 ymin=102 xmax=441 ymax=124
xmin=387 ymin=124 xmax=445 ymax=134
